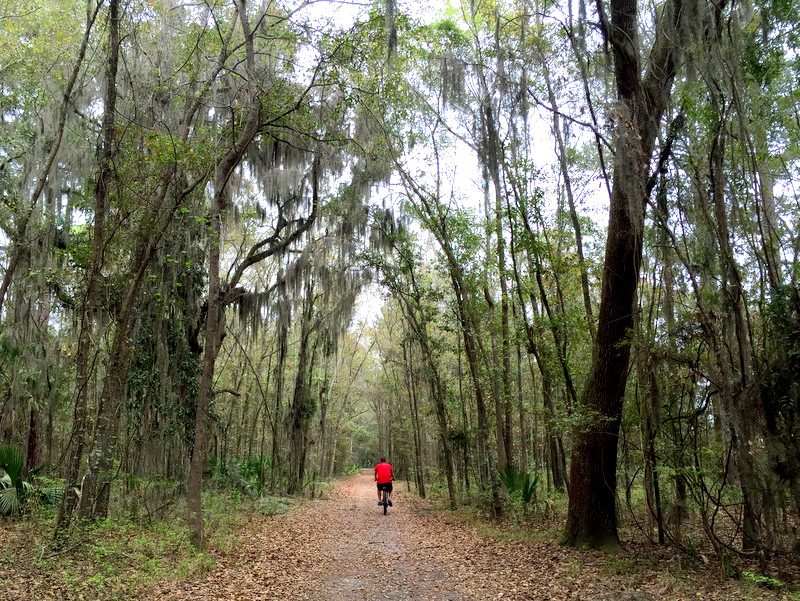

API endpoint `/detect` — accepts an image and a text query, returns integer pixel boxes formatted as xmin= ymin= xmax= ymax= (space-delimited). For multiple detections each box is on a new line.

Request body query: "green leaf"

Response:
xmin=0 ymin=444 xmax=23 ymax=489
xmin=498 ymin=466 xmax=525 ymax=494
xmin=522 ymin=473 xmax=540 ymax=505
xmin=0 ymin=486 xmax=21 ymax=515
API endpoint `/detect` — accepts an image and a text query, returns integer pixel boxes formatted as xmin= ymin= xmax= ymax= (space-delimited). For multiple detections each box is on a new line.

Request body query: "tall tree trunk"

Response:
xmin=187 ymin=262 xmax=223 ymax=550
xmin=472 ymin=3 xmax=512 ymax=475
xmin=271 ymin=312 xmax=288 ymax=492
xmin=507 ymin=195 xmax=569 ymax=492
xmin=287 ymin=279 xmax=315 ymax=495
xmin=485 ymin=290 xmax=508 ymax=474
xmin=316 ymin=356 xmax=331 ymax=484
xmin=57 ymin=0 xmax=120 ymax=531
xmin=457 ymin=335 xmax=470 ymax=493
xmin=517 ymin=340 xmax=529 ymax=472
xmin=559 ymin=0 xmax=683 ymax=550
xmin=486 ymin=106 xmax=514 ymax=471
xmin=403 ymin=337 xmax=426 ymax=498
xmin=657 ymin=175 xmax=688 ymax=549
xmin=707 ymin=114 xmax=764 ymax=551
xmin=458 ymin=295 xmax=502 ymax=517
xmin=187 ymin=0 xmax=262 ymax=549
xmin=395 ymin=285 xmax=456 ymax=507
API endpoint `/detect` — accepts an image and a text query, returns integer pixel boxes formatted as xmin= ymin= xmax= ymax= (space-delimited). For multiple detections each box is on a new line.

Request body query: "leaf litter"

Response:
xmin=150 ymin=472 xmax=789 ymax=601
xmin=1 ymin=472 xmax=793 ymax=600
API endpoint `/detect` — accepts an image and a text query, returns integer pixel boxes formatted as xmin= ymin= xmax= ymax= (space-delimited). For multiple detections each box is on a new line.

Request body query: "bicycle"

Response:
xmin=375 ymin=459 xmax=393 ymax=514
xmin=381 ymin=488 xmax=389 ymax=514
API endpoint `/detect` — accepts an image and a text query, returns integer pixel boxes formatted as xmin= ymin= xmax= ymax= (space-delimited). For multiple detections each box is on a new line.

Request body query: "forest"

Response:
xmin=1 ymin=0 xmax=799 ymax=596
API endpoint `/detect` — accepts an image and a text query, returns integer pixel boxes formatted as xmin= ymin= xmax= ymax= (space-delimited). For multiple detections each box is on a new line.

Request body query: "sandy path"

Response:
xmin=151 ymin=472 xmax=775 ymax=601
xmin=154 ymin=471 xmax=467 ymax=600
xmin=314 ymin=471 xmax=463 ymax=601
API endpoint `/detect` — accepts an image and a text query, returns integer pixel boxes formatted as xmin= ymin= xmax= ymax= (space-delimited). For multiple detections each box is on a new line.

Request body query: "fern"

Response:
xmin=498 ymin=466 xmax=525 ymax=494
xmin=521 ymin=472 xmax=540 ymax=505
xmin=0 ymin=445 xmax=33 ymax=516
xmin=0 ymin=444 xmax=23 ymax=488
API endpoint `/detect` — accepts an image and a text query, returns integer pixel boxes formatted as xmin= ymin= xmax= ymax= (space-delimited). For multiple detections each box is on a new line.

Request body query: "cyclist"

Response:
xmin=374 ymin=457 xmax=394 ymax=506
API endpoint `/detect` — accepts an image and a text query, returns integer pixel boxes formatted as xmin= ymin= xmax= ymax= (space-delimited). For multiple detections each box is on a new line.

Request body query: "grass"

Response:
xmin=602 ymin=554 xmax=639 ymax=577
xmin=461 ymin=506 xmax=560 ymax=544
xmin=34 ymin=514 xmax=215 ymax=597
xmin=436 ymin=487 xmax=568 ymax=545
xmin=741 ymin=571 xmax=800 ymax=599
xmin=0 ymin=489 xmax=284 ymax=599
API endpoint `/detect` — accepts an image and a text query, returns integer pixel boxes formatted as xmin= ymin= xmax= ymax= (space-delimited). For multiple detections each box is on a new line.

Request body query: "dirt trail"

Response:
xmin=0 ymin=471 xmax=788 ymax=599
xmin=309 ymin=471 xmax=464 ymax=601
xmin=156 ymin=471 xmax=474 ymax=600
xmin=151 ymin=472 xmax=771 ymax=601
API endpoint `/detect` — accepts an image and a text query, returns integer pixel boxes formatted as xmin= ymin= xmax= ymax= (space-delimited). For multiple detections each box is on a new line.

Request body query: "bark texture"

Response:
xmin=559 ymin=0 xmax=683 ymax=550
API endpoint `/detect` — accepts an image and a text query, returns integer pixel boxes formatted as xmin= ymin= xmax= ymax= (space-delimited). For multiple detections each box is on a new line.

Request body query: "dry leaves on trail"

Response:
xmin=2 ymin=474 xmax=788 ymax=600
xmin=148 ymin=473 xmax=785 ymax=601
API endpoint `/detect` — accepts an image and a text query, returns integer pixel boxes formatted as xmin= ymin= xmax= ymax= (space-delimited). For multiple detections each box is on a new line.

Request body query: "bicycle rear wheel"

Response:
xmin=382 ymin=490 xmax=388 ymax=515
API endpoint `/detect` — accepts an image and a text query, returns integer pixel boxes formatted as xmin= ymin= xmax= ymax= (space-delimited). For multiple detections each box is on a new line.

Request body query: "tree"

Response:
xmin=559 ymin=0 xmax=686 ymax=550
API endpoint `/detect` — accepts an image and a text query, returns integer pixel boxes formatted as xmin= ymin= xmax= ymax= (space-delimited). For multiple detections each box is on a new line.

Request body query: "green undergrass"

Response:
xmin=0 ymin=489 xmax=288 ymax=599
